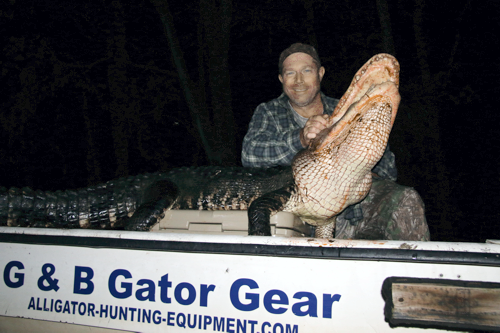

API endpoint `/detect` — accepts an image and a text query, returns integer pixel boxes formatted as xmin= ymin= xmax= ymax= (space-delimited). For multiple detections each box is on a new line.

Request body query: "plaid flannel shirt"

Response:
xmin=242 ymin=92 xmax=397 ymax=224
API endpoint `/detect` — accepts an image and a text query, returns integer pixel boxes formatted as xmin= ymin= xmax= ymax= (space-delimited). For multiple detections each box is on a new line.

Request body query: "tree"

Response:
xmin=151 ymin=0 xmax=237 ymax=166
xmin=375 ymin=0 xmax=396 ymax=55
xmin=0 ymin=1 xmax=181 ymax=187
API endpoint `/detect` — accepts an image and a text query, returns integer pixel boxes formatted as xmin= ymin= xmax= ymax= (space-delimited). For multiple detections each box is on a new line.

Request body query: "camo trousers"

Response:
xmin=335 ymin=179 xmax=430 ymax=241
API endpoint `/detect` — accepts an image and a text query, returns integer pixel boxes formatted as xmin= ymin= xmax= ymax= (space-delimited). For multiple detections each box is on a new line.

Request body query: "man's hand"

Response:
xmin=300 ymin=114 xmax=329 ymax=147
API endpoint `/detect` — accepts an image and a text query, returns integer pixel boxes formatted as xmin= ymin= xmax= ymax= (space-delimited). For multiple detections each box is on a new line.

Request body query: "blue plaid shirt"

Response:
xmin=242 ymin=92 xmax=397 ymax=224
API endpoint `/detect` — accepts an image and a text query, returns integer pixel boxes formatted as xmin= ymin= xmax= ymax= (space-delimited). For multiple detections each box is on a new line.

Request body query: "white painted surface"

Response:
xmin=2 ymin=226 xmax=500 ymax=253
xmin=2 ymin=227 xmax=499 ymax=332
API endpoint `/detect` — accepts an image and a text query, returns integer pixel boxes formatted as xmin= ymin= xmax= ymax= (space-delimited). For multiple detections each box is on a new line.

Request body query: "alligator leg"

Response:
xmin=124 ymin=179 xmax=179 ymax=231
xmin=314 ymin=221 xmax=335 ymax=238
xmin=248 ymin=186 xmax=293 ymax=236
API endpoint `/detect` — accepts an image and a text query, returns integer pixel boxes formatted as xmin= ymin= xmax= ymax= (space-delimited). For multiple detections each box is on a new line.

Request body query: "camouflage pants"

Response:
xmin=335 ymin=179 xmax=430 ymax=241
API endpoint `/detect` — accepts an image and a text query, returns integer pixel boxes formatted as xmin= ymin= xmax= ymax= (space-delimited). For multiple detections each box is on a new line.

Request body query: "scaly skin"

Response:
xmin=0 ymin=166 xmax=293 ymax=230
xmin=284 ymin=54 xmax=401 ymax=238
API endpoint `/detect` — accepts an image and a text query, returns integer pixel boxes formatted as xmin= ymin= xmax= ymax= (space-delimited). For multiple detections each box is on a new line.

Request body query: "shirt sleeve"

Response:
xmin=241 ymin=103 xmax=303 ymax=168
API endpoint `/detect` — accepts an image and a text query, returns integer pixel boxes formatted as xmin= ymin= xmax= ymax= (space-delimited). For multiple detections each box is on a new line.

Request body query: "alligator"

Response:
xmin=0 ymin=54 xmax=400 ymax=238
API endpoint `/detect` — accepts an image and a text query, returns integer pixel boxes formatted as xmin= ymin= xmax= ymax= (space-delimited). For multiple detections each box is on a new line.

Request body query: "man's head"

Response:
xmin=278 ymin=43 xmax=321 ymax=75
xmin=278 ymin=43 xmax=325 ymax=109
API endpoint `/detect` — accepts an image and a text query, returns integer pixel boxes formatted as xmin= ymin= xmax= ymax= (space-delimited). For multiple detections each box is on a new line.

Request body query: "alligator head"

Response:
xmin=285 ymin=53 xmax=401 ymax=237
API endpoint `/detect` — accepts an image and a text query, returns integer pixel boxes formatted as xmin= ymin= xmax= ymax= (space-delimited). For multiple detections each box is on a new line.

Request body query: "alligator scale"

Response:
xmin=0 ymin=54 xmax=400 ymax=238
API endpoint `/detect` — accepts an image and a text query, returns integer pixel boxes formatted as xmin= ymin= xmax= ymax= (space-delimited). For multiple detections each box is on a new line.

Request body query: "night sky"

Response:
xmin=1 ymin=0 xmax=499 ymax=242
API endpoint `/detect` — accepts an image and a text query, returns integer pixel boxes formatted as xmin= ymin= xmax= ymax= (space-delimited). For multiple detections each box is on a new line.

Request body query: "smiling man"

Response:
xmin=242 ymin=43 xmax=339 ymax=165
xmin=279 ymin=50 xmax=329 ymax=148
xmin=242 ymin=43 xmax=430 ymax=240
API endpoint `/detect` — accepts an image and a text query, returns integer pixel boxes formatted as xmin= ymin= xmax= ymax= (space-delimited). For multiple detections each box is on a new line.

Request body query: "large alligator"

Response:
xmin=0 ymin=54 xmax=400 ymax=238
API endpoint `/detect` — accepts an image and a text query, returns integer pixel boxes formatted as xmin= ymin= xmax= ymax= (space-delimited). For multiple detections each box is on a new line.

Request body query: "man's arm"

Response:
xmin=242 ymin=104 xmax=302 ymax=168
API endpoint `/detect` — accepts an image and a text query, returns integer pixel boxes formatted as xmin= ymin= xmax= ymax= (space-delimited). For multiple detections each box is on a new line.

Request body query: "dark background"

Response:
xmin=1 ymin=0 xmax=498 ymax=242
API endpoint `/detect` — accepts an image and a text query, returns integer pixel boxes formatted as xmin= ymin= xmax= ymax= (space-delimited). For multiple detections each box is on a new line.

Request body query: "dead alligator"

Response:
xmin=0 ymin=166 xmax=292 ymax=231
xmin=0 ymin=54 xmax=400 ymax=238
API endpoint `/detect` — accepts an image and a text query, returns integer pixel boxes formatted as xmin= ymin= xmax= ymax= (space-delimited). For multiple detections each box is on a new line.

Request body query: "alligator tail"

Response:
xmin=0 ymin=173 xmax=169 ymax=230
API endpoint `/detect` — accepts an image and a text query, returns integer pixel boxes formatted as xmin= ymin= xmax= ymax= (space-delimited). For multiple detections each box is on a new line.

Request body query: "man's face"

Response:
xmin=279 ymin=52 xmax=325 ymax=108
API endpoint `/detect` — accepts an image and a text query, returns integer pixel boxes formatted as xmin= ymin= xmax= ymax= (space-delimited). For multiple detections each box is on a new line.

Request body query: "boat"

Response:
xmin=1 ymin=211 xmax=499 ymax=332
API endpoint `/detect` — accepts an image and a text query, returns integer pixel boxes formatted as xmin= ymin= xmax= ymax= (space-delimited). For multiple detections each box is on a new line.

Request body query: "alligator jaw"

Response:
xmin=312 ymin=53 xmax=400 ymax=152
xmin=332 ymin=53 xmax=399 ymax=120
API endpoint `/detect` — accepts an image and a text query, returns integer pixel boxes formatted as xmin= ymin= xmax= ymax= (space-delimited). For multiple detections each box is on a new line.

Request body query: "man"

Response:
xmin=242 ymin=43 xmax=430 ymax=241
